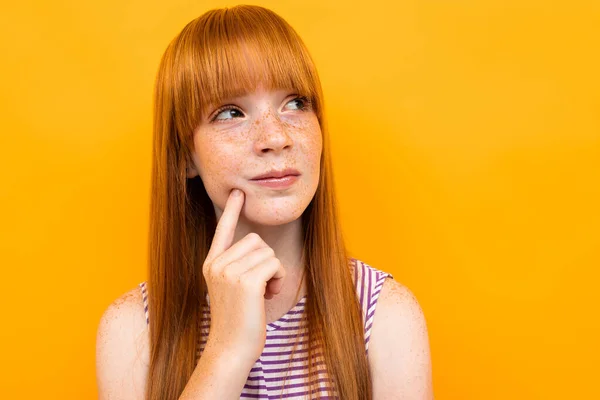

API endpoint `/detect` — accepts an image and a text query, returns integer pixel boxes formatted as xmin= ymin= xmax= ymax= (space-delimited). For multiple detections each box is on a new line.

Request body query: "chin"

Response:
xmin=242 ymin=194 xmax=311 ymax=226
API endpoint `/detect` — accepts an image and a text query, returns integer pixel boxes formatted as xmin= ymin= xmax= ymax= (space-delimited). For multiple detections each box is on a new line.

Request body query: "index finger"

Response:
xmin=205 ymin=189 xmax=245 ymax=263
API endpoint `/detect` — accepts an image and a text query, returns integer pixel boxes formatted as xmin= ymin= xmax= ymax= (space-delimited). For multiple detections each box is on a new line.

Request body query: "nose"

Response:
xmin=253 ymin=111 xmax=293 ymax=155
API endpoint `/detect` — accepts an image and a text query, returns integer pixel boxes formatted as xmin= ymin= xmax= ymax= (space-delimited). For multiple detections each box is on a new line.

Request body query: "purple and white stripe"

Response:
xmin=352 ymin=259 xmax=394 ymax=355
xmin=139 ymin=281 xmax=149 ymax=326
xmin=139 ymin=258 xmax=393 ymax=399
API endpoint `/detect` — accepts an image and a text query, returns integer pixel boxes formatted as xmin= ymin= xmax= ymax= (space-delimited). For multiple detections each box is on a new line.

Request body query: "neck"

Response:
xmin=212 ymin=206 xmax=306 ymax=278
xmin=237 ymin=216 xmax=305 ymax=273
xmin=237 ymin=215 xmax=307 ymax=301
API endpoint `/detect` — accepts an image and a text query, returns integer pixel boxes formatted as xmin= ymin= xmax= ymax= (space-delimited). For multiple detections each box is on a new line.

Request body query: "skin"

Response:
xmin=186 ymin=83 xmax=323 ymax=308
xmin=369 ymin=278 xmax=435 ymax=399
xmin=96 ymin=84 xmax=433 ymax=400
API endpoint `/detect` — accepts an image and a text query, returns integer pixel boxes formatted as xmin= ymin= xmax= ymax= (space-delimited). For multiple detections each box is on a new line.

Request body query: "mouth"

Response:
xmin=250 ymin=168 xmax=301 ymax=180
xmin=249 ymin=174 xmax=300 ymax=189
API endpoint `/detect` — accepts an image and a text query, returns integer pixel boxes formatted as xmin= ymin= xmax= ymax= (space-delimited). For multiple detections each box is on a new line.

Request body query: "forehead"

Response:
xmin=213 ymin=84 xmax=294 ymax=101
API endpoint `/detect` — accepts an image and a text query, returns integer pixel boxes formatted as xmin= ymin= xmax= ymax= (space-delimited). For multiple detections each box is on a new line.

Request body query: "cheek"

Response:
xmin=300 ymin=122 xmax=323 ymax=164
xmin=195 ymin=142 xmax=244 ymax=192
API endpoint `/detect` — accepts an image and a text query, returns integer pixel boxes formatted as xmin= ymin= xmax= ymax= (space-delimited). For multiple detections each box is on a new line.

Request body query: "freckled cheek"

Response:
xmin=296 ymin=135 xmax=322 ymax=183
xmin=304 ymin=129 xmax=323 ymax=163
xmin=198 ymin=147 xmax=245 ymax=190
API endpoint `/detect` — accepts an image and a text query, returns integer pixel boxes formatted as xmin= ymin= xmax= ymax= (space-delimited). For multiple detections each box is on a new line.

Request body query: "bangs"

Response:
xmin=175 ymin=7 xmax=321 ymax=123
xmin=200 ymin=41 xmax=316 ymax=113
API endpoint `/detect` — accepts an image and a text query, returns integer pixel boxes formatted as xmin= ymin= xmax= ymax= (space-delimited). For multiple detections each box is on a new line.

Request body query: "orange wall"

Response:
xmin=0 ymin=0 xmax=598 ymax=398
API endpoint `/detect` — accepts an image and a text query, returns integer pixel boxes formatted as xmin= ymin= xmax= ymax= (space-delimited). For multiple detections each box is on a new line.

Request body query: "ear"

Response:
xmin=186 ymin=150 xmax=200 ymax=178
xmin=186 ymin=164 xmax=199 ymax=178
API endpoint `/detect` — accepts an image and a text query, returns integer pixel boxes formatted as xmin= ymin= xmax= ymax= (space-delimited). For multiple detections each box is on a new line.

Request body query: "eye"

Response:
xmin=286 ymin=96 xmax=312 ymax=111
xmin=210 ymin=106 xmax=244 ymax=123
xmin=208 ymin=96 xmax=312 ymax=124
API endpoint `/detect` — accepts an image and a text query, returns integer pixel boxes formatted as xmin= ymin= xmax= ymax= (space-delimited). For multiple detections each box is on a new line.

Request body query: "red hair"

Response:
xmin=146 ymin=5 xmax=371 ymax=399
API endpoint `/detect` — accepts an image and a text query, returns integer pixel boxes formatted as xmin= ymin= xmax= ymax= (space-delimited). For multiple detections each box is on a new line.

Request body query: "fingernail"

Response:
xmin=232 ymin=189 xmax=241 ymax=197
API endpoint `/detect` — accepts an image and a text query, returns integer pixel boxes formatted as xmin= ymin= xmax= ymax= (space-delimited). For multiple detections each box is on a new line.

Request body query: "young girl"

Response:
xmin=96 ymin=5 xmax=433 ymax=400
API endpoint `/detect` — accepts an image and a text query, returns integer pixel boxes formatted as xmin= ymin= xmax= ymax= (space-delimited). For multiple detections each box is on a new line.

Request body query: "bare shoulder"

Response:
xmin=369 ymin=277 xmax=434 ymax=400
xmin=96 ymin=285 xmax=149 ymax=400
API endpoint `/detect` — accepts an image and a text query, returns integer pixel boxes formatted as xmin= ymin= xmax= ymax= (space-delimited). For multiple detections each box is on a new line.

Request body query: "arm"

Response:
xmin=178 ymin=344 xmax=253 ymax=400
xmin=95 ymin=287 xmax=252 ymax=400
xmin=368 ymin=278 xmax=434 ymax=400
xmin=95 ymin=288 xmax=149 ymax=400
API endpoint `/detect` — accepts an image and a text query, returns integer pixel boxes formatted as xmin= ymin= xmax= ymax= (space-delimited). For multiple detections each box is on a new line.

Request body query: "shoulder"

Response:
xmin=349 ymin=258 xmax=394 ymax=315
xmin=368 ymin=276 xmax=434 ymax=399
xmin=95 ymin=284 xmax=149 ymax=400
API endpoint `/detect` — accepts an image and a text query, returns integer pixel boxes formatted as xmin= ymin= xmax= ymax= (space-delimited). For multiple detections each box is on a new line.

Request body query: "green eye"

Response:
xmin=209 ymin=96 xmax=312 ymax=124
xmin=287 ymin=96 xmax=311 ymax=111
xmin=211 ymin=107 xmax=244 ymax=122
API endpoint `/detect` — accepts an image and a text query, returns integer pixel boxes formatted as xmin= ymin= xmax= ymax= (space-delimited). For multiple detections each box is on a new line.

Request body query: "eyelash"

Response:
xmin=209 ymin=96 xmax=312 ymax=123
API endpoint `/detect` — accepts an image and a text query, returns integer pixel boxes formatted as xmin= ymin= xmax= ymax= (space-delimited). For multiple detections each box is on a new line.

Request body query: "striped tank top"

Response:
xmin=139 ymin=257 xmax=393 ymax=399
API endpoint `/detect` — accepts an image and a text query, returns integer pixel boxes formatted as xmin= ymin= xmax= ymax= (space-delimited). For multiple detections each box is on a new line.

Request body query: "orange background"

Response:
xmin=1 ymin=0 xmax=598 ymax=398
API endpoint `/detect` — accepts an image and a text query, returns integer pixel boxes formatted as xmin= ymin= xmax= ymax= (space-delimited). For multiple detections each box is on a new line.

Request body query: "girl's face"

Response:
xmin=188 ymin=85 xmax=322 ymax=226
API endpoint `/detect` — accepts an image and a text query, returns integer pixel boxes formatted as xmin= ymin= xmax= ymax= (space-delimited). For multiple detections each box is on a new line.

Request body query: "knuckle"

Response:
xmin=202 ymin=262 xmax=212 ymax=277
xmin=221 ymin=265 xmax=238 ymax=282
xmin=269 ymin=257 xmax=279 ymax=267
xmin=246 ymin=232 xmax=259 ymax=241
xmin=263 ymin=246 xmax=275 ymax=257
xmin=247 ymin=232 xmax=265 ymax=246
xmin=240 ymin=276 xmax=260 ymax=293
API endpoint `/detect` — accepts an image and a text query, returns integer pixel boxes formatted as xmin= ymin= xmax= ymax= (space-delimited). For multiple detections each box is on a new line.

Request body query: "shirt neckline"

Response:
xmin=204 ymin=293 xmax=308 ymax=332
xmin=266 ymin=294 xmax=308 ymax=332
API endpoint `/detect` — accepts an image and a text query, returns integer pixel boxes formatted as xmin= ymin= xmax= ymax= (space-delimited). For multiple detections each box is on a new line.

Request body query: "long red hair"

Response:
xmin=146 ymin=5 xmax=371 ymax=399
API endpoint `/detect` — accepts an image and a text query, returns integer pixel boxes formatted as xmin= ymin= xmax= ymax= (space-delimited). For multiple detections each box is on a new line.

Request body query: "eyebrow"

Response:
xmin=203 ymin=89 xmax=253 ymax=113
xmin=204 ymin=87 xmax=296 ymax=113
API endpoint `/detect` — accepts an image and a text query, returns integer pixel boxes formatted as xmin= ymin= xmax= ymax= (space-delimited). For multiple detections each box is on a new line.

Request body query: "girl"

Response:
xmin=96 ymin=5 xmax=433 ymax=400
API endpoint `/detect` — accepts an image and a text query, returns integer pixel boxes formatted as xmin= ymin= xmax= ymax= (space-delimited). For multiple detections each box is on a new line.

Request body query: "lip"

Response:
xmin=250 ymin=168 xmax=301 ymax=180
xmin=250 ymin=174 xmax=299 ymax=189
